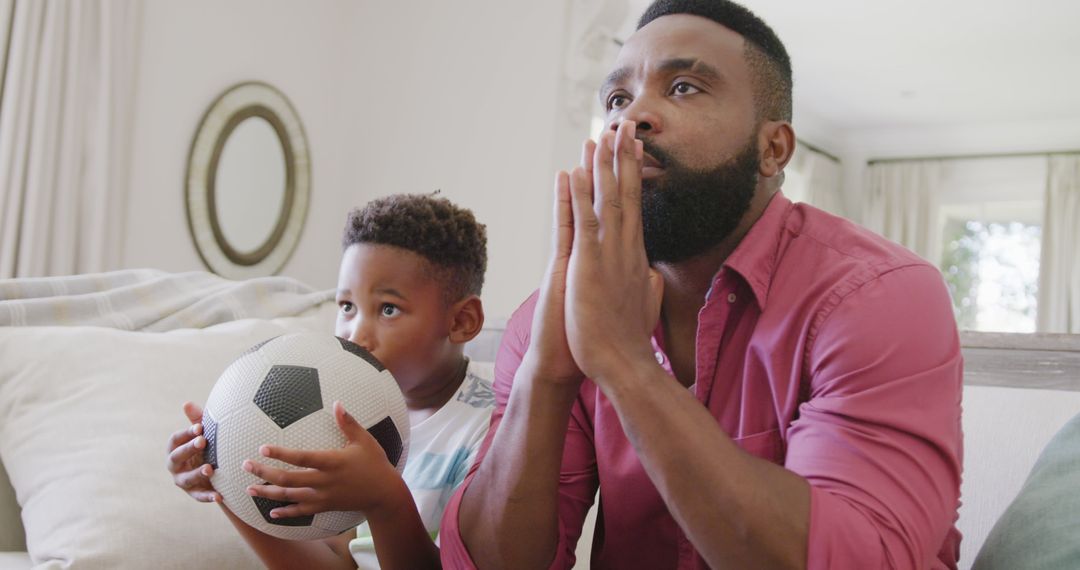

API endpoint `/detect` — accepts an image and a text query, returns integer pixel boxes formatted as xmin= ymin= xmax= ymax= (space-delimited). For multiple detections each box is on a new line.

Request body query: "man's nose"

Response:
xmin=609 ymin=97 xmax=663 ymax=135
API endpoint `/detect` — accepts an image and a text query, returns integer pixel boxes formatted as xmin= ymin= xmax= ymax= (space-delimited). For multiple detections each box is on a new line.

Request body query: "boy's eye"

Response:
xmin=339 ymin=302 xmax=354 ymax=315
xmin=380 ymin=304 xmax=401 ymax=318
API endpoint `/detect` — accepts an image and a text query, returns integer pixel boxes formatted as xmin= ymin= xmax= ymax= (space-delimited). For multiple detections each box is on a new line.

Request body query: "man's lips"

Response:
xmin=641 ymin=151 xmax=665 ymax=179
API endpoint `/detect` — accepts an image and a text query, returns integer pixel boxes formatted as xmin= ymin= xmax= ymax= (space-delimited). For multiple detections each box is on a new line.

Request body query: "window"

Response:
xmin=934 ymin=155 xmax=1046 ymax=332
xmin=940 ymin=210 xmax=1042 ymax=333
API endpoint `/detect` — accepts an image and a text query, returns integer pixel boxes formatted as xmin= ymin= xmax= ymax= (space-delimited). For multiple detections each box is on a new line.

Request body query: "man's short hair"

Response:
xmin=638 ymin=0 xmax=792 ymax=122
xmin=342 ymin=193 xmax=487 ymax=303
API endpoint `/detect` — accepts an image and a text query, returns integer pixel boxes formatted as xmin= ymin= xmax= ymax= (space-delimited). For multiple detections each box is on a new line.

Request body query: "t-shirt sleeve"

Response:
xmin=786 ymin=265 xmax=963 ymax=569
xmin=440 ymin=291 xmax=600 ymax=569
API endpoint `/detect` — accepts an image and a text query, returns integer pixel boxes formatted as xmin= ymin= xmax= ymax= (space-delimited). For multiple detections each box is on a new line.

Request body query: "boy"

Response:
xmin=166 ymin=193 xmax=495 ymax=569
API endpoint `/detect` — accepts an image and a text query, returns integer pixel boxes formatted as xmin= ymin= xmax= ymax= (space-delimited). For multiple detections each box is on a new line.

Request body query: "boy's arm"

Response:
xmin=244 ymin=401 xmax=441 ymax=570
xmin=217 ymin=501 xmax=357 ymax=570
xmin=365 ymin=476 xmax=441 ymax=570
xmin=167 ymin=402 xmax=357 ymax=569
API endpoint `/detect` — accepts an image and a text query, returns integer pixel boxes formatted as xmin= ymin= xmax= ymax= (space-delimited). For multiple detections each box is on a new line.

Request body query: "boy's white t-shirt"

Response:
xmin=348 ymin=360 xmax=495 ymax=568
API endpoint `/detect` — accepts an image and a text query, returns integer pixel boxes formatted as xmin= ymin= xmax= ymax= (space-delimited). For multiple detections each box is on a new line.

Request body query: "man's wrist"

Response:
xmin=589 ymin=345 xmax=665 ymax=395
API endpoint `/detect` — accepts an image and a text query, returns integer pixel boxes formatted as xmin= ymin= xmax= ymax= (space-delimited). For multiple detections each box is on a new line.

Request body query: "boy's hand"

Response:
xmin=166 ymin=401 xmax=222 ymax=503
xmin=243 ymin=401 xmax=406 ymax=520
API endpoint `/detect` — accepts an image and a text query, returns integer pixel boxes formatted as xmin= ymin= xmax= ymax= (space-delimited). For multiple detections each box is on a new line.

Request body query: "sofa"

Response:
xmin=1 ymin=271 xmax=1079 ymax=569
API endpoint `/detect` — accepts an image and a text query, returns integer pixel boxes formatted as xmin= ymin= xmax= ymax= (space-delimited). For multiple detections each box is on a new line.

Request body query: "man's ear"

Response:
xmin=448 ymin=295 xmax=484 ymax=344
xmin=758 ymin=120 xmax=795 ymax=179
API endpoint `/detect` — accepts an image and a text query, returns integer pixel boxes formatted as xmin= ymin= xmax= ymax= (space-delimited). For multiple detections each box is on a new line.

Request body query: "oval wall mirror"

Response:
xmin=185 ymin=81 xmax=310 ymax=279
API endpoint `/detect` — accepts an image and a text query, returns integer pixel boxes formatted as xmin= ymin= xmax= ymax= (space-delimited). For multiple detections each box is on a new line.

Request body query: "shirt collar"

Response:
xmin=714 ymin=191 xmax=794 ymax=310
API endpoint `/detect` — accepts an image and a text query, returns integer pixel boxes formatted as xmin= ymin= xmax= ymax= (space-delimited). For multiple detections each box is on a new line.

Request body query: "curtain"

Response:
xmin=862 ymin=161 xmax=945 ymax=263
xmin=0 ymin=0 xmax=140 ymax=279
xmin=787 ymin=143 xmax=844 ymax=216
xmin=1037 ymin=155 xmax=1080 ymax=333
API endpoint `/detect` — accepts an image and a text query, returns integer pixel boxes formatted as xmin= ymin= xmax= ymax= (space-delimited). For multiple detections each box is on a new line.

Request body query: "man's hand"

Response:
xmin=166 ymin=401 xmax=222 ymax=504
xmin=564 ymin=120 xmax=663 ymax=383
xmin=518 ymin=140 xmax=604 ymax=386
xmin=243 ymin=401 xmax=406 ymax=520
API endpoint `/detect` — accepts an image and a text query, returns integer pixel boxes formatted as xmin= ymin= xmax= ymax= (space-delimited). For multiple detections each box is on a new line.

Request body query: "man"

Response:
xmin=441 ymin=0 xmax=963 ymax=568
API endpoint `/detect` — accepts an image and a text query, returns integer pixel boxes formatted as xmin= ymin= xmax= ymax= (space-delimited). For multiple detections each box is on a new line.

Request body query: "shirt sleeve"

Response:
xmin=439 ymin=291 xmax=600 ymax=569
xmin=785 ymin=264 xmax=963 ymax=569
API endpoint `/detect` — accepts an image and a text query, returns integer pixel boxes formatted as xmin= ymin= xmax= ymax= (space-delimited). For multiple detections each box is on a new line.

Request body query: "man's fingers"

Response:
xmin=568 ymin=166 xmax=599 ymax=247
xmin=614 ymin=121 xmax=644 ymax=238
xmin=581 ymin=138 xmax=596 ymax=173
xmin=551 ymin=171 xmax=573 ymax=263
xmin=592 ymin=130 xmax=622 ymax=233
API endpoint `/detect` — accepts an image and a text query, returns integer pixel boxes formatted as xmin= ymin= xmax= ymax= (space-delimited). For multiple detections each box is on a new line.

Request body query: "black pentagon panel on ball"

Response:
xmin=367 ymin=416 xmax=404 ymax=467
xmin=202 ymin=413 xmax=219 ymax=469
xmin=252 ymin=493 xmax=314 ymax=527
xmin=254 ymin=365 xmax=323 ymax=428
xmin=336 ymin=337 xmax=386 ymax=372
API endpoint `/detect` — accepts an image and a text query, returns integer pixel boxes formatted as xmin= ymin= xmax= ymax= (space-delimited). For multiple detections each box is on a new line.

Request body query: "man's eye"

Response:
xmin=607 ymin=94 xmax=629 ymax=111
xmin=381 ymin=304 xmax=401 ymax=317
xmin=339 ymin=302 xmax=354 ymax=315
xmin=671 ymin=82 xmax=700 ymax=95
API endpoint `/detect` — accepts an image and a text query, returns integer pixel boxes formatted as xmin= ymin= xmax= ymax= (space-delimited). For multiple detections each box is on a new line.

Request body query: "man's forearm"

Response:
xmin=457 ymin=358 xmax=580 ymax=568
xmin=599 ymin=358 xmax=810 ymax=570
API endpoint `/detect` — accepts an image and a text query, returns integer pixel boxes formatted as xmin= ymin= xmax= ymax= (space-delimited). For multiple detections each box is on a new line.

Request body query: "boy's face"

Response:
xmin=335 ymin=243 xmax=456 ymax=392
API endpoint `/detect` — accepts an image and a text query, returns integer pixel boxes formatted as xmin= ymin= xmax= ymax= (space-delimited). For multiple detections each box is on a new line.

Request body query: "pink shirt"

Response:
xmin=441 ymin=193 xmax=963 ymax=569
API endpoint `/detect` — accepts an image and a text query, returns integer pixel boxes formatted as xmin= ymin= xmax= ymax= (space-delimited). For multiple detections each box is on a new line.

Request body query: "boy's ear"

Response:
xmin=448 ymin=295 xmax=484 ymax=344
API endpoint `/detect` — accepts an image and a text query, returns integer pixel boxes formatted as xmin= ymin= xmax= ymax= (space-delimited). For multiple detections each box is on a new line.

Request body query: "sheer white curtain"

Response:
xmin=862 ymin=161 xmax=945 ymax=263
xmin=1037 ymin=155 xmax=1080 ymax=333
xmin=786 ymin=143 xmax=844 ymax=216
xmin=0 ymin=0 xmax=140 ymax=279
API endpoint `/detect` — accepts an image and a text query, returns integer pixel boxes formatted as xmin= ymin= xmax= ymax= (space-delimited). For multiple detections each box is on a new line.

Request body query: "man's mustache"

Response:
xmin=639 ymin=138 xmax=671 ymax=169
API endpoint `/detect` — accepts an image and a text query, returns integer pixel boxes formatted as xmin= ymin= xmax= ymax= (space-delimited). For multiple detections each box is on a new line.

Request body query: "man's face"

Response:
xmin=600 ymin=14 xmax=763 ymax=262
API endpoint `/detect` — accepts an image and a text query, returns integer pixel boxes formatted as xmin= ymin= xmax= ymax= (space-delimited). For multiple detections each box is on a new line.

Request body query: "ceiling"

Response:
xmin=619 ymin=0 xmax=1080 ymax=132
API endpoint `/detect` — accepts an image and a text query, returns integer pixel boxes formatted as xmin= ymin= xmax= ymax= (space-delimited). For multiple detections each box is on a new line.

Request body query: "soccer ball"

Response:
xmin=202 ymin=332 xmax=410 ymax=540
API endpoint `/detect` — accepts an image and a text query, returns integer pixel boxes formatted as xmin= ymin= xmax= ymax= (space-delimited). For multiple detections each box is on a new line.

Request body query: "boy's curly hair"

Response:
xmin=342 ymin=193 xmax=487 ymax=303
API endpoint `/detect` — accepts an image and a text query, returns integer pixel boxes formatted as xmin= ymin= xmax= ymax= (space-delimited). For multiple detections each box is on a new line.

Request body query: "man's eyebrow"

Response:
xmin=599 ymin=66 xmax=632 ymax=98
xmin=656 ymin=58 xmax=723 ymax=82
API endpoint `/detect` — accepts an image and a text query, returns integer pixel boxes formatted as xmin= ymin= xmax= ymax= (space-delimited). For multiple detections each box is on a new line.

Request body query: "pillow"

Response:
xmin=973 ymin=410 xmax=1080 ymax=569
xmin=0 ymin=304 xmax=335 ymax=569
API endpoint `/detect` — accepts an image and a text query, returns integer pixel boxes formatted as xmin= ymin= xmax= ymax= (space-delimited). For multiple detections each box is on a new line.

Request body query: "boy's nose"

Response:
xmin=347 ymin=326 xmax=375 ymax=354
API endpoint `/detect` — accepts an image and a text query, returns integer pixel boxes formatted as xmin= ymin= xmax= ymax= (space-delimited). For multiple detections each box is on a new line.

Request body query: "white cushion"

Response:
xmin=958 ymin=385 xmax=1080 ymax=569
xmin=0 ymin=304 xmax=336 ymax=569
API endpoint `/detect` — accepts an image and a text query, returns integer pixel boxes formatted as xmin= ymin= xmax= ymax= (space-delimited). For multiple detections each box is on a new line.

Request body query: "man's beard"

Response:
xmin=640 ymin=138 xmax=760 ymax=264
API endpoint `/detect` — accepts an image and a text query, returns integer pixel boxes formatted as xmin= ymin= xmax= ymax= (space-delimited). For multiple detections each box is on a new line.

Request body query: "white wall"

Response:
xmin=124 ymin=0 xmax=576 ymax=319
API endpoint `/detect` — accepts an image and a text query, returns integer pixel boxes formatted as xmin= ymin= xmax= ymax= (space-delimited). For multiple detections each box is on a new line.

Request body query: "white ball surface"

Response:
xmin=203 ymin=332 xmax=409 ymax=540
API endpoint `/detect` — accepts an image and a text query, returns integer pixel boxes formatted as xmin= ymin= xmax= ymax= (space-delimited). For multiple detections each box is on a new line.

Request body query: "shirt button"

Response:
xmin=727 ymin=293 xmax=737 ymax=303
xmin=655 ymin=351 xmax=665 ymax=364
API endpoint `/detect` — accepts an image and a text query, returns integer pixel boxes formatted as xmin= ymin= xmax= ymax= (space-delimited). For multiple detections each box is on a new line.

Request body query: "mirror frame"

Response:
xmin=185 ymin=81 xmax=311 ymax=279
